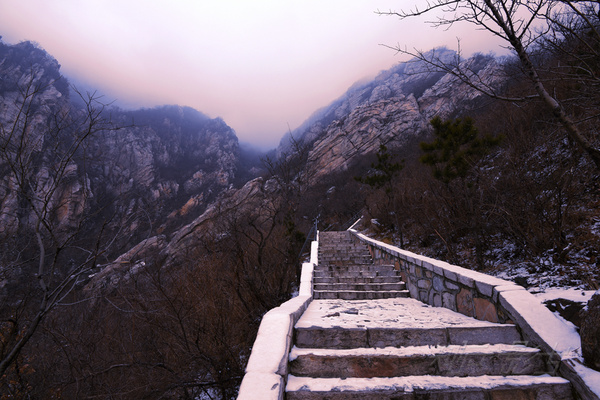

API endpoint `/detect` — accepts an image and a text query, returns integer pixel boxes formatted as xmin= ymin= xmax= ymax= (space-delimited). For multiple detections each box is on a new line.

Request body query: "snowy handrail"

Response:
xmin=237 ymin=238 xmax=318 ymax=400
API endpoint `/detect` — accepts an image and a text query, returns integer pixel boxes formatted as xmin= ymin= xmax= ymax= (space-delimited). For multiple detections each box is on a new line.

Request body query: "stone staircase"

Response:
xmin=285 ymin=231 xmax=574 ymax=399
xmin=313 ymin=231 xmax=409 ymax=300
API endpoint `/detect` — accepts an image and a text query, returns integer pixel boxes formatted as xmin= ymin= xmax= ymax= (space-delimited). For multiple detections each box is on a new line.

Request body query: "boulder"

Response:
xmin=543 ymin=298 xmax=585 ymax=328
xmin=580 ymin=289 xmax=600 ymax=370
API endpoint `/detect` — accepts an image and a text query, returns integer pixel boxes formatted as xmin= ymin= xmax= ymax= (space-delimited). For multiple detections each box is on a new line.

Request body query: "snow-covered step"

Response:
xmin=313 ymin=272 xmax=400 ymax=279
xmin=314 ymin=276 xmax=402 ymax=284
xmin=315 ymin=265 xmax=397 ymax=273
xmin=286 ymin=375 xmax=573 ymax=400
xmin=319 ymin=253 xmax=372 ymax=258
xmin=318 ymin=246 xmax=368 ymax=251
xmin=295 ymin=323 xmax=521 ymax=348
xmin=318 ymin=246 xmax=367 ymax=251
xmin=313 ymin=289 xmax=410 ymax=300
xmin=319 ymin=258 xmax=373 ymax=265
xmin=318 ymin=256 xmax=369 ymax=260
xmin=289 ymin=344 xmax=546 ymax=378
xmin=318 ymin=261 xmax=373 ymax=266
xmin=318 ymin=248 xmax=368 ymax=252
xmin=314 ymin=282 xmax=406 ymax=291
xmin=294 ymin=298 xmax=522 ymax=349
xmin=313 ymin=269 xmax=400 ymax=278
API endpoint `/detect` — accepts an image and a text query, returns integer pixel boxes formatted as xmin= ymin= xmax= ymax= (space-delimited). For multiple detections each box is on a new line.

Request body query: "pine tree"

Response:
xmin=420 ymin=116 xmax=501 ymax=183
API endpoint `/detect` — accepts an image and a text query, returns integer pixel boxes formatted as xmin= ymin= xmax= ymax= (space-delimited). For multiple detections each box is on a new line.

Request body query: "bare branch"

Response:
xmin=379 ymin=0 xmax=600 ymax=168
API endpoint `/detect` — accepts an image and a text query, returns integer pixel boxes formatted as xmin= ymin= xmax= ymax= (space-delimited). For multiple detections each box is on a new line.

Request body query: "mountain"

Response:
xmin=279 ymin=48 xmax=502 ymax=181
xmin=86 ymin=104 xmax=241 ymax=244
xmin=0 ymin=42 xmax=246 ymax=262
xmin=80 ymin=48 xmax=510 ymax=288
xmin=0 ymin=40 xmax=503 ymax=276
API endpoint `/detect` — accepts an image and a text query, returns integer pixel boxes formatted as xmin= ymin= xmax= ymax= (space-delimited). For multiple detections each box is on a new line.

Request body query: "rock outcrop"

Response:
xmin=0 ymin=39 xmax=243 ymax=258
xmin=580 ymin=289 xmax=600 ymax=370
xmin=0 ymin=41 xmax=72 ymax=232
xmin=87 ymin=105 xmax=240 ymax=239
xmin=279 ymin=48 xmax=504 ymax=181
xmin=84 ymin=176 xmax=283 ymax=290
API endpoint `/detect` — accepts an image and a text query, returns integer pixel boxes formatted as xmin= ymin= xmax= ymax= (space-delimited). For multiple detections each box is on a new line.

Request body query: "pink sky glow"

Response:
xmin=0 ymin=0 xmax=505 ymax=148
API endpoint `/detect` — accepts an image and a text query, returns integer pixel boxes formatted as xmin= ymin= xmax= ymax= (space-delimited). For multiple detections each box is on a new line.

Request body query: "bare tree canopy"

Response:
xmin=0 ymin=67 xmax=119 ymax=377
xmin=379 ymin=0 xmax=600 ymax=168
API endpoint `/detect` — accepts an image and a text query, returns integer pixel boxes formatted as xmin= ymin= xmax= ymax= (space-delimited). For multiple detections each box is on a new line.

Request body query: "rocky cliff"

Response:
xmin=280 ymin=48 xmax=503 ymax=181
xmin=0 ymin=40 xmax=242 ymax=259
xmin=87 ymin=105 xmax=240 ymax=242
xmin=84 ymin=48 xmax=508 ymax=288
xmin=0 ymin=41 xmax=71 ymax=233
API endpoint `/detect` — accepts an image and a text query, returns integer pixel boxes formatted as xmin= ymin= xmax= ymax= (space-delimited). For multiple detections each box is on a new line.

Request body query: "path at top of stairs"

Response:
xmin=314 ymin=231 xmax=409 ymax=300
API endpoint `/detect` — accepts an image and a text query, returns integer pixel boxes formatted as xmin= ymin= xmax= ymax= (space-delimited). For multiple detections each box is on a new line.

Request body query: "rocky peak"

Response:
xmin=278 ymin=48 xmax=501 ymax=181
xmin=0 ymin=39 xmax=243 ymax=258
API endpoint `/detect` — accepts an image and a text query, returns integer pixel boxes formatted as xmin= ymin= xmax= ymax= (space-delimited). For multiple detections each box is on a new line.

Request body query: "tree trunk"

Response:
xmin=484 ymin=0 xmax=600 ymax=169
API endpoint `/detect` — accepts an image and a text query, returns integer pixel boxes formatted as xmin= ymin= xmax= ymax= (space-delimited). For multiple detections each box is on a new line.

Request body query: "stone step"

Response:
xmin=319 ymin=260 xmax=373 ymax=266
xmin=314 ymin=276 xmax=402 ymax=284
xmin=319 ymin=256 xmax=370 ymax=261
xmin=314 ymin=270 xmax=400 ymax=278
xmin=313 ymin=290 xmax=410 ymax=300
xmin=319 ymin=243 xmax=366 ymax=247
xmin=317 ymin=241 xmax=354 ymax=246
xmin=319 ymin=254 xmax=372 ymax=260
xmin=318 ymin=244 xmax=364 ymax=248
xmin=318 ymin=254 xmax=371 ymax=260
xmin=319 ymin=251 xmax=361 ymax=255
xmin=294 ymin=324 xmax=522 ymax=349
xmin=315 ymin=265 xmax=396 ymax=273
xmin=286 ymin=375 xmax=573 ymax=400
xmin=319 ymin=248 xmax=367 ymax=252
xmin=319 ymin=232 xmax=351 ymax=238
xmin=314 ymin=282 xmax=406 ymax=291
xmin=318 ymin=245 xmax=367 ymax=250
xmin=319 ymin=249 xmax=366 ymax=254
xmin=318 ymin=262 xmax=374 ymax=268
xmin=289 ymin=344 xmax=546 ymax=378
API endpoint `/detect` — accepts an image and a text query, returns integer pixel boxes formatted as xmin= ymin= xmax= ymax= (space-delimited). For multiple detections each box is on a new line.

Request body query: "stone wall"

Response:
xmin=353 ymin=233 xmax=516 ymax=324
xmin=350 ymin=230 xmax=600 ymax=400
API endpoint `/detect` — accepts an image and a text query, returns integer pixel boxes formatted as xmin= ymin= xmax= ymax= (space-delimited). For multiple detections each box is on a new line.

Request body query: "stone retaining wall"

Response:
xmin=353 ymin=232 xmax=516 ymax=324
xmin=350 ymin=230 xmax=600 ymax=400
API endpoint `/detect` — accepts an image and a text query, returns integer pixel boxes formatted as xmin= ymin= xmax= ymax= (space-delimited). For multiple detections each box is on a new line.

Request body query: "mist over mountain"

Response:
xmin=84 ymin=48 xmax=503 ymax=289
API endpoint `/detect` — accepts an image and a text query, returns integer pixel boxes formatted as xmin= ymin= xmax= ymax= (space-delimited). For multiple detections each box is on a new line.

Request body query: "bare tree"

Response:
xmin=378 ymin=0 xmax=600 ymax=168
xmin=0 ymin=67 xmax=117 ymax=380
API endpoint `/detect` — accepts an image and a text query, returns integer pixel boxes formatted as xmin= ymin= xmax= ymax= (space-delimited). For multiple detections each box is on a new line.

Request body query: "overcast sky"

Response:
xmin=0 ymin=0 xmax=505 ymax=149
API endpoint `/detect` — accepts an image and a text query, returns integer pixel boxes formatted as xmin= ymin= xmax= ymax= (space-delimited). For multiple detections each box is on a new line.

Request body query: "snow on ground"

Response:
xmin=534 ymin=288 xmax=595 ymax=304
